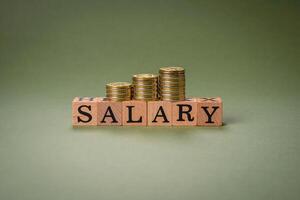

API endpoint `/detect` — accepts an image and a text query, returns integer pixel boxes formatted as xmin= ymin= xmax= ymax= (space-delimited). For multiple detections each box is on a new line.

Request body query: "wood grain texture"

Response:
xmin=72 ymin=97 xmax=100 ymax=127
xmin=122 ymin=100 xmax=147 ymax=126
xmin=147 ymin=101 xmax=172 ymax=126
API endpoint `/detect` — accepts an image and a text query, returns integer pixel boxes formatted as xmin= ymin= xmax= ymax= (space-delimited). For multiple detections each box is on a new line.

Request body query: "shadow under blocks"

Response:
xmin=72 ymin=97 xmax=223 ymax=127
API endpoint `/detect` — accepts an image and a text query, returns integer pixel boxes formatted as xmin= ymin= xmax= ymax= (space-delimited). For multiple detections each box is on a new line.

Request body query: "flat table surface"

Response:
xmin=0 ymin=1 xmax=299 ymax=200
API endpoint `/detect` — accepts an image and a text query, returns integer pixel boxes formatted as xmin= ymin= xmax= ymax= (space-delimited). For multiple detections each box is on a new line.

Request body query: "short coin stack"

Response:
xmin=106 ymin=82 xmax=132 ymax=101
xmin=132 ymin=74 xmax=158 ymax=101
xmin=159 ymin=67 xmax=185 ymax=101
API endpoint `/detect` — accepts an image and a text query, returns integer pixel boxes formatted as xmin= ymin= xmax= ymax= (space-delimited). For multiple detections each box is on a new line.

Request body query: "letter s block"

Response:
xmin=98 ymin=98 xmax=122 ymax=126
xmin=148 ymin=101 xmax=172 ymax=126
xmin=196 ymin=97 xmax=223 ymax=126
xmin=122 ymin=100 xmax=147 ymax=126
xmin=72 ymin=97 xmax=100 ymax=126
xmin=172 ymin=99 xmax=197 ymax=126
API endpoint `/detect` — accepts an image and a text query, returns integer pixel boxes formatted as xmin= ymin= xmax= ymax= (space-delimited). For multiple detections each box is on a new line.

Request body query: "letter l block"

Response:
xmin=122 ymin=100 xmax=147 ymax=126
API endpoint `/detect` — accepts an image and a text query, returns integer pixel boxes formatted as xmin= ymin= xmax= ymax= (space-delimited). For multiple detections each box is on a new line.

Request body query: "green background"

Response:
xmin=0 ymin=0 xmax=299 ymax=199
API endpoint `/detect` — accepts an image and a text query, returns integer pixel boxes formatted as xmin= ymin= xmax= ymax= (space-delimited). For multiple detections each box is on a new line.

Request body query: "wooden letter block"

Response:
xmin=72 ymin=97 xmax=99 ymax=126
xmin=122 ymin=100 xmax=147 ymax=126
xmin=172 ymin=99 xmax=197 ymax=126
xmin=148 ymin=101 xmax=172 ymax=126
xmin=98 ymin=98 xmax=122 ymax=126
xmin=196 ymin=97 xmax=223 ymax=126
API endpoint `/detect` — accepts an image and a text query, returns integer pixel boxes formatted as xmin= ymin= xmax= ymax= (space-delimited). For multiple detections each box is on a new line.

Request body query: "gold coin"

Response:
xmin=106 ymin=82 xmax=132 ymax=101
xmin=134 ymin=93 xmax=157 ymax=96
xmin=159 ymin=92 xmax=185 ymax=96
xmin=106 ymin=89 xmax=131 ymax=93
xmin=159 ymin=94 xmax=185 ymax=96
xmin=134 ymin=97 xmax=158 ymax=101
xmin=159 ymin=77 xmax=185 ymax=81
xmin=133 ymin=81 xmax=157 ymax=85
xmin=159 ymin=94 xmax=185 ymax=97
xmin=159 ymin=78 xmax=185 ymax=81
xmin=159 ymin=85 xmax=185 ymax=88
xmin=159 ymin=80 xmax=185 ymax=83
xmin=136 ymin=96 xmax=158 ymax=98
xmin=134 ymin=85 xmax=157 ymax=89
xmin=135 ymin=93 xmax=157 ymax=96
xmin=159 ymin=90 xmax=185 ymax=93
xmin=159 ymin=66 xmax=185 ymax=73
xmin=134 ymin=92 xmax=157 ymax=95
xmin=133 ymin=74 xmax=158 ymax=80
xmin=133 ymin=84 xmax=158 ymax=87
xmin=106 ymin=88 xmax=131 ymax=91
xmin=106 ymin=82 xmax=131 ymax=88
xmin=159 ymin=89 xmax=184 ymax=92
xmin=132 ymin=73 xmax=158 ymax=101
xmin=159 ymin=85 xmax=185 ymax=89
xmin=159 ymin=73 xmax=185 ymax=76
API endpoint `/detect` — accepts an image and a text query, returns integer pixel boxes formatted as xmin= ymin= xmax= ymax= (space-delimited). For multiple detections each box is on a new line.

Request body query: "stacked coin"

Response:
xmin=106 ymin=82 xmax=132 ymax=101
xmin=159 ymin=66 xmax=185 ymax=101
xmin=132 ymin=74 xmax=158 ymax=101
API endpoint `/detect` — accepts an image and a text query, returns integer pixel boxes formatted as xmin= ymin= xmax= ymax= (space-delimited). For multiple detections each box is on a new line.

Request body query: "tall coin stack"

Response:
xmin=132 ymin=74 xmax=158 ymax=101
xmin=159 ymin=67 xmax=185 ymax=101
xmin=106 ymin=82 xmax=132 ymax=101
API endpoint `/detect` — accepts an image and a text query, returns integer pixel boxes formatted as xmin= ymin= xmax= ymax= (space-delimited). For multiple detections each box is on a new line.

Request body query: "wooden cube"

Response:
xmin=148 ymin=101 xmax=172 ymax=126
xmin=172 ymin=99 xmax=197 ymax=126
xmin=122 ymin=100 xmax=147 ymax=126
xmin=98 ymin=98 xmax=122 ymax=126
xmin=195 ymin=97 xmax=223 ymax=126
xmin=72 ymin=97 xmax=100 ymax=126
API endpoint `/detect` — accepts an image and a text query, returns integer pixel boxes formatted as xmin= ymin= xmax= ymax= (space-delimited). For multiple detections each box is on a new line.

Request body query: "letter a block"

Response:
xmin=196 ymin=97 xmax=223 ymax=126
xmin=122 ymin=100 xmax=147 ymax=126
xmin=172 ymin=100 xmax=197 ymax=126
xmin=98 ymin=98 xmax=122 ymax=126
xmin=148 ymin=101 xmax=172 ymax=126
xmin=72 ymin=97 xmax=100 ymax=126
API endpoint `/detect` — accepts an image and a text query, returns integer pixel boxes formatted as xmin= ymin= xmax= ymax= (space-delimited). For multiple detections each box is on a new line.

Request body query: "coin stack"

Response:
xmin=106 ymin=82 xmax=132 ymax=101
xmin=132 ymin=74 xmax=158 ymax=101
xmin=159 ymin=67 xmax=185 ymax=101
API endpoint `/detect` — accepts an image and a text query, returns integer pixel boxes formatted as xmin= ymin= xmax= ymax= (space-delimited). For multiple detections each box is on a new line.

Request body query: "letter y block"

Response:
xmin=195 ymin=97 xmax=223 ymax=126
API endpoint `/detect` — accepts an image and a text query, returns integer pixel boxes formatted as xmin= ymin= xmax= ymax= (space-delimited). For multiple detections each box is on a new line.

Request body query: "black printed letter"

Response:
xmin=201 ymin=106 xmax=219 ymax=123
xmin=152 ymin=106 xmax=169 ymax=123
xmin=77 ymin=105 xmax=92 ymax=123
xmin=101 ymin=106 xmax=118 ymax=123
xmin=177 ymin=104 xmax=194 ymax=121
xmin=126 ymin=106 xmax=142 ymax=123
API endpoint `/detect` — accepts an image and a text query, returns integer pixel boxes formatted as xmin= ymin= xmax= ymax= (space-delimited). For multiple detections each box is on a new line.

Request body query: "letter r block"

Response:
xmin=172 ymin=99 xmax=197 ymax=126
xmin=72 ymin=97 xmax=100 ymax=126
xmin=148 ymin=101 xmax=172 ymax=126
xmin=122 ymin=100 xmax=147 ymax=126
xmin=98 ymin=98 xmax=122 ymax=126
xmin=196 ymin=97 xmax=223 ymax=126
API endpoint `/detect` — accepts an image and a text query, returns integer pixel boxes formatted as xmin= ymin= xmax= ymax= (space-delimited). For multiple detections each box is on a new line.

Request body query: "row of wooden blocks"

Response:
xmin=72 ymin=97 xmax=223 ymax=126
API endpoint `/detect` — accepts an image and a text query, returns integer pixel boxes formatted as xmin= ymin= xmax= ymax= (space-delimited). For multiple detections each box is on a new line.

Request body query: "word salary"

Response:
xmin=72 ymin=97 xmax=223 ymax=127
